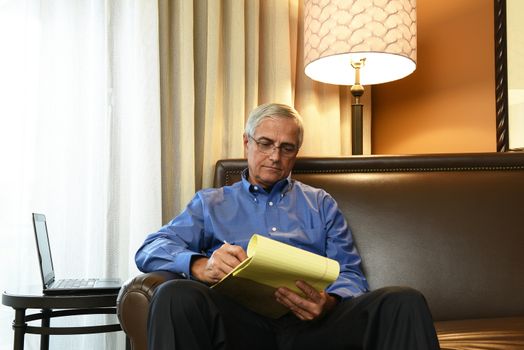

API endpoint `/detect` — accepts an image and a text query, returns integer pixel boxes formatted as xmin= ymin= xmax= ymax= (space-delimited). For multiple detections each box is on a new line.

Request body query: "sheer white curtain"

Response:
xmin=0 ymin=1 xmax=161 ymax=349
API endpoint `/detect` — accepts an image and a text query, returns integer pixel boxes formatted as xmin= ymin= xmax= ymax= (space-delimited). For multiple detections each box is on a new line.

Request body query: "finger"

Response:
xmin=275 ymin=287 xmax=308 ymax=306
xmin=275 ymin=288 xmax=316 ymax=320
xmin=206 ymin=253 xmax=236 ymax=281
xmin=203 ymin=258 xmax=227 ymax=283
xmin=213 ymin=248 xmax=244 ymax=271
xmin=222 ymin=243 xmax=248 ymax=262
xmin=296 ymin=280 xmax=322 ymax=303
xmin=293 ymin=307 xmax=315 ymax=321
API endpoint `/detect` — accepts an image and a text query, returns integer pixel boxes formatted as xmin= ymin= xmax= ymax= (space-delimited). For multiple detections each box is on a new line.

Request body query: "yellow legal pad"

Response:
xmin=211 ymin=234 xmax=340 ymax=318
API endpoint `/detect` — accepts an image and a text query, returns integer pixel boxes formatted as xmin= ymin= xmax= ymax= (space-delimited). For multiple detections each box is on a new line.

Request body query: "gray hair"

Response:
xmin=245 ymin=103 xmax=304 ymax=148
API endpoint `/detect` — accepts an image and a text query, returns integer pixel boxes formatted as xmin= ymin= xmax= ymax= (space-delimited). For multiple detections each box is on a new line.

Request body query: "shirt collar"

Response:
xmin=240 ymin=168 xmax=293 ymax=196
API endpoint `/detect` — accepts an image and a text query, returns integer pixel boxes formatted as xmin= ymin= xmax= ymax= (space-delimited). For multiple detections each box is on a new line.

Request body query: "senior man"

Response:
xmin=135 ymin=103 xmax=440 ymax=350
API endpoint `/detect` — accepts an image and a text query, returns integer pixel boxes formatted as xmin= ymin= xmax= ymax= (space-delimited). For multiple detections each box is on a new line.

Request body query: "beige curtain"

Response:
xmin=158 ymin=0 xmax=371 ymax=222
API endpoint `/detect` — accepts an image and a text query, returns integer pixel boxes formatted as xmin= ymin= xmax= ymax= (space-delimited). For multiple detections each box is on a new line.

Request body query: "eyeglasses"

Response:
xmin=249 ymin=135 xmax=299 ymax=158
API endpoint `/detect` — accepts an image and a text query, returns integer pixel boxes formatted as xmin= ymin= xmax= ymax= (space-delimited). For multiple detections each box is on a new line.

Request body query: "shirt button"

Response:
xmin=268 ymin=201 xmax=273 ymax=206
xmin=271 ymin=227 xmax=277 ymax=232
xmin=254 ymin=186 xmax=259 ymax=191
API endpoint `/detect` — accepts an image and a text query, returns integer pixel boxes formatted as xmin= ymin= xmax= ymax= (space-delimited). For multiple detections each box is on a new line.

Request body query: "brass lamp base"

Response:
xmin=350 ymin=59 xmax=365 ymax=155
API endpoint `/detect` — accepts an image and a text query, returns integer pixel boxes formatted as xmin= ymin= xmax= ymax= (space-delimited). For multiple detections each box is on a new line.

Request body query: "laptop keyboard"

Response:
xmin=54 ymin=278 xmax=96 ymax=289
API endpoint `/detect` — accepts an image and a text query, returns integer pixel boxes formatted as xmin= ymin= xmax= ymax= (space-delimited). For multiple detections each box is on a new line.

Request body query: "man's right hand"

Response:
xmin=190 ymin=243 xmax=248 ymax=284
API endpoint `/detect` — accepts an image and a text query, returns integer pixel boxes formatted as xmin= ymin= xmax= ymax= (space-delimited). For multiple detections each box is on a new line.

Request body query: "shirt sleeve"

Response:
xmin=321 ymin=193 xmax=370 ymax=299
xmin=135 ymin=192 xmax=207 ymax=278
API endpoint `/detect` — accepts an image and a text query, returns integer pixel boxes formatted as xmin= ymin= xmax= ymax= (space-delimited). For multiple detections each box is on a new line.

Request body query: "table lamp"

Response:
xmin=304 ymin=0 xmax=417 ymax=155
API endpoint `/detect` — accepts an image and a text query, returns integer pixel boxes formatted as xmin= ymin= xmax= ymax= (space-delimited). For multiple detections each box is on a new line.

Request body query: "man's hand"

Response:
xmin=275 ymin=280 xmax=339 ymax=321
xmin=190 ymin=243 xmax=248 ymax=284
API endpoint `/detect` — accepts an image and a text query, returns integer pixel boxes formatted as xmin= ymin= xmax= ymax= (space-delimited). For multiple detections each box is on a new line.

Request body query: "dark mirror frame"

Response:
xmin=494 ymin=0 xmax=509 ymax=152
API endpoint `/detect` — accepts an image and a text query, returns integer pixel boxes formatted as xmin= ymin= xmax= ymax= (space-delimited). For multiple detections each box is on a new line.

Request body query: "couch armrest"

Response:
xmin=116 ymin=271 xmax=182 ymax=350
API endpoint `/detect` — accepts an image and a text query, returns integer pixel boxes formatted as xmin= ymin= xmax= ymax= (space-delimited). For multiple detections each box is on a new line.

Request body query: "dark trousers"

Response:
xmin=147 ymin=280 xmax=440 ymax=350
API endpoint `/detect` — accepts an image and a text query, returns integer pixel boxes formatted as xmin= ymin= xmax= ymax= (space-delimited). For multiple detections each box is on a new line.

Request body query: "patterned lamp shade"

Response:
xmin=304 ymin=0 xmax=417 ymax=86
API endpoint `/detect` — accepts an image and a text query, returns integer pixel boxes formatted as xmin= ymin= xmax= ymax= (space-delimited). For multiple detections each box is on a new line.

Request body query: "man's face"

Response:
xmin=243 ymin=116 xmax=300 ymax=190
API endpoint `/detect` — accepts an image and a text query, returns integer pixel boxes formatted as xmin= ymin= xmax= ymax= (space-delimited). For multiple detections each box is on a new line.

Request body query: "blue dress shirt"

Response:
xmin=135 ymin=170 xmax=369 ymax=299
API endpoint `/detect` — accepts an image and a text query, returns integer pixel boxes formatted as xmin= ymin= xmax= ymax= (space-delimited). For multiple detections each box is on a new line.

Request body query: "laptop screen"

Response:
xmin=32 ymin=213 xmax=55 ymax=286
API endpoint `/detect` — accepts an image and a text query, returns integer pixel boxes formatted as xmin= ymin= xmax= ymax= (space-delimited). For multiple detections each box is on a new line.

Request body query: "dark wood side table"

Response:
xmin=2 ymin=289 xmax=122 ymax=350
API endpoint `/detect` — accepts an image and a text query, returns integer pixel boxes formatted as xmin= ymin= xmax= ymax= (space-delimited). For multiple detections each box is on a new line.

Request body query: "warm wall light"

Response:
xmin=304 ymin=0 xmax=417 ymax=154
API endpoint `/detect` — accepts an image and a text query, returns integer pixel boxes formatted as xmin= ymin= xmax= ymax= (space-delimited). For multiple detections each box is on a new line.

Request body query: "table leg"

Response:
xmin=40 ymin=309 xmax=51 ymax=350
xmin=12 ymin=308 xmax=26 ymax=350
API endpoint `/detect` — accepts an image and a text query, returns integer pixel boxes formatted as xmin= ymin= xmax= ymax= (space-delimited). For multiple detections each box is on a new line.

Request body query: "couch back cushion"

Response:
xmin=214 ymin=153 xmax=524 ymax=321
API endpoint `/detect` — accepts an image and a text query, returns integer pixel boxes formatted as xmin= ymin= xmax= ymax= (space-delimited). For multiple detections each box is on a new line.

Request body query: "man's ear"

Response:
xmin=243 ymin=133 xmax=249 ymax=157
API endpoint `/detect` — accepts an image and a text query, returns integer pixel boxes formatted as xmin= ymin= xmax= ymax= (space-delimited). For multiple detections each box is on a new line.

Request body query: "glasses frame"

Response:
xmin=248 ymin=135 xmax=299 ymax=158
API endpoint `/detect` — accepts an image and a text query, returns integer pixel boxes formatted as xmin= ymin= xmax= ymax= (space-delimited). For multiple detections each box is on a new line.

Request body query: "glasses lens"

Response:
xmin=250 ymin=136 xmax=297 ymax=157
xmin=281 ymin=145 xmax=297 ymax=155
xmin=257 ymin=140 xmax=274 ymax=153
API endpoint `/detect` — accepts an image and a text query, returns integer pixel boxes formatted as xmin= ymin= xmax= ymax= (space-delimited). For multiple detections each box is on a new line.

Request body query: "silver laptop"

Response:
xmin=32 ymin=213 xmax=121 ymax=295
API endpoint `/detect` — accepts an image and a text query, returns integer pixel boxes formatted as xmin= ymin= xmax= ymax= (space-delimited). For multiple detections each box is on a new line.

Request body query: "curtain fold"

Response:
xmin=158 ymin=0 xmax=197 ymax=223
xmin=109 ymin=0 xmax=162 ymax=282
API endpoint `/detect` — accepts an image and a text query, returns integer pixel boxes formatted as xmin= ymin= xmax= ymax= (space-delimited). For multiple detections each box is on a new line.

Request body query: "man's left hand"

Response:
xmin=274 ymin=280 xmax=339 ymax=321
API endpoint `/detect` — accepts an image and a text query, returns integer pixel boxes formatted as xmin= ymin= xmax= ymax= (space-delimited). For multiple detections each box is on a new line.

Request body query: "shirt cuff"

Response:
xmin=174 ymin=251 xmax=205 ymax=279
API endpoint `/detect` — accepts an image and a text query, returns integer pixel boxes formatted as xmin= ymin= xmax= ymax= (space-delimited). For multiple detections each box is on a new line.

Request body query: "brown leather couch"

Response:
xmin=117 ymin=152 xmax=524 ymax=350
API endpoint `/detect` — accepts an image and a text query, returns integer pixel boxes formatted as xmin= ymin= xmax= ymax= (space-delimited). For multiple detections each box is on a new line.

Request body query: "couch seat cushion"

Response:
xmin=435 ymin=317 xmax=524 ymax=350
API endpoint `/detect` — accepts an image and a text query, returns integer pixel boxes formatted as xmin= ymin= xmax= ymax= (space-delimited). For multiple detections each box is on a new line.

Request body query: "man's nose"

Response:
xmin=268 ymin=146 xmax=282 ymax=161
